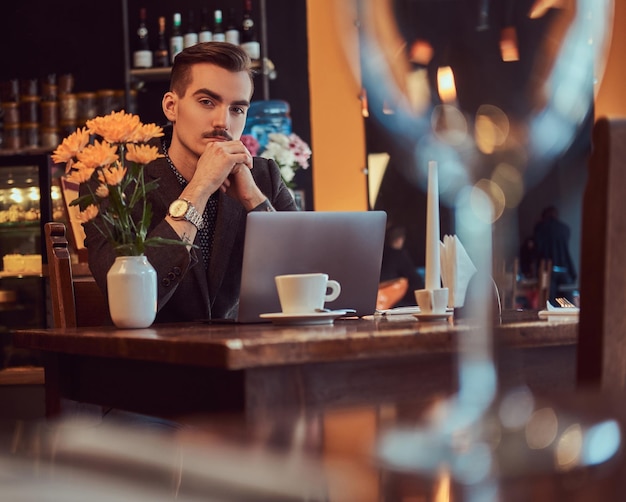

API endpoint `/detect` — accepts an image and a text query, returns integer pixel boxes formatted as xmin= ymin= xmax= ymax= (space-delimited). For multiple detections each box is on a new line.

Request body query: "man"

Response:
xmin=84 ymin=42 xmax=297 ymax=322
xmin=533 ymin=205 xmax=577 ymax=305
xmin=379 ymin=225 xmax=423 ymax=307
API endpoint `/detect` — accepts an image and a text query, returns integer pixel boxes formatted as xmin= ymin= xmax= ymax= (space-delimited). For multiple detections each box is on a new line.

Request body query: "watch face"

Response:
xmin=169 ymin=199 xmax=189 ymax=218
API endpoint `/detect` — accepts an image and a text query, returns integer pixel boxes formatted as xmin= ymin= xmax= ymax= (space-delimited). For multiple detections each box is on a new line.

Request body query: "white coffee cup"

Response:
xmin=415 ymin=288 xmax=449 ymax=314
xmin=275 ymin=273 xmax=341 ymax=314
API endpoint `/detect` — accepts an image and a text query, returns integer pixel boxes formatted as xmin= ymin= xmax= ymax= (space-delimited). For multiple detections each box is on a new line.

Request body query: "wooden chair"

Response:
xmin=577 ymin=117 xmax=626 ymax=390
xmin=44 ymin=221 xmax=110 ymax=328
xmin=493 ymin=257 xmax=519 ymax=310
xmin=536 ymin=259 xmax=552 ymax=309
xmin=376 ymin=277 xmax=409 ymax=310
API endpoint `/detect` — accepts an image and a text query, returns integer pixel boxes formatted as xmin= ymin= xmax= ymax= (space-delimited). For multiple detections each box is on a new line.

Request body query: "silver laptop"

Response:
xmin=235 ymin=210 xmax=387 ymax=323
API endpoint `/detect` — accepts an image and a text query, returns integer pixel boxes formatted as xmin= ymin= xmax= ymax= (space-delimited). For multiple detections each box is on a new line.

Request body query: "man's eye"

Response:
xmin=231 ymin=107 xmax=246 ymax=115
xmin=199 ymin=99 xmax=214 ymax=107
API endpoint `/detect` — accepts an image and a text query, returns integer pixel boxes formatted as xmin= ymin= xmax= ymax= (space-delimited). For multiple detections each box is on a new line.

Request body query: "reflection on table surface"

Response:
xmin=2 ymin=385 xmax=625 ymax=501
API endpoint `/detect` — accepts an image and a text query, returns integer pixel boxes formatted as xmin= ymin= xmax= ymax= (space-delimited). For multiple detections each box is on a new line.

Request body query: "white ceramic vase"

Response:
xmin=106 ymin=255 xmax=157 ymax=329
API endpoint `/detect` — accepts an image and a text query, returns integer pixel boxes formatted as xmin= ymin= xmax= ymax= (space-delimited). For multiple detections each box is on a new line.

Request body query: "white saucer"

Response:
xmin=413 ymin=311 xmax=454 ymax=322
xmin=260 ymin=310 xmax=349 ymax=326
xmin=538 ymin=308 xmax=579 ymax=319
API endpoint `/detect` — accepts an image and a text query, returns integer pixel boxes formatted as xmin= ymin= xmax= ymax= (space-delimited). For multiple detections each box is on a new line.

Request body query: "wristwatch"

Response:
xmin=168 ymin=199 xmax=204 ymax=230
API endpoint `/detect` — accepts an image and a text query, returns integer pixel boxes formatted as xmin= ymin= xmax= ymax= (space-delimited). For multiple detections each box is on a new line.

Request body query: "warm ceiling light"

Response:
xmin=528 ymin=0 xmax=566 ymax=19
xmin=409 ymin=39 xmax=434 ymax=66
xmin=500 ymin=26 xmax=520 ymax=62
xmin=360 ymin=88 xmax=369 ymax=118
xmin=437 ymin=66 xmax=457 ymax=103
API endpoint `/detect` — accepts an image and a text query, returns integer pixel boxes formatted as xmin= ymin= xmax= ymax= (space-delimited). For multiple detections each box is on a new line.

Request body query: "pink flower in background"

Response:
xmin=240 ymin=134 xmax=260 ymax=156
xmin=259 ymin=133 xmax=312 ymax=188
xmin=287 ymin=133 xmax=312 ymax=170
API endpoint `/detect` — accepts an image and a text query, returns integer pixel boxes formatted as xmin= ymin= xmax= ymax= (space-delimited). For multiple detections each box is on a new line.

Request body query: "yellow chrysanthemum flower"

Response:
xmin=98 ymin=165 xmax=127 ymax=186
xmin=126 ymin=143 xmax=163 ymax=164
xmin=51 ymin=127 xmax=90 ymax=164
xmin=95 ymin=183 xmax=110 ymax=198
xmin=129 ymin=123 xmax=164 ymax=143
xmin=67 ymin=162 xmax=96 ymax=184
xmin=57 ymin=111 xmax=171 ymax=256
xmin=76 ymin=140 xmax=119 ymax=170
xmin=78 ymin=204 xmax=99 ymax=222
xmin=87 ymin=110 xmax=142 ymax=144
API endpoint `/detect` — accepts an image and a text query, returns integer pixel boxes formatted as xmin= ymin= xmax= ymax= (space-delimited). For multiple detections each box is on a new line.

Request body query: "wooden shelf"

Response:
xmin=0 ymin=366 xmax=44 ymax=386
xmin=130 ymin=67 xmax=171 ymax=83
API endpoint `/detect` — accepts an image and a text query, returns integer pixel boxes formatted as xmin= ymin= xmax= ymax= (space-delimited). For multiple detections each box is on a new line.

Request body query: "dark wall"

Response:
xmin=1 ymin=0 xmax=313 ymax=207
xmin=1 ymin=2 xmax=126 ymax=90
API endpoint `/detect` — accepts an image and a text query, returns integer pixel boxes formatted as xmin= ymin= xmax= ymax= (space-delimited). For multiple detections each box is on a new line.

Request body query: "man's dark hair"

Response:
xmin=169 ymin=42 xmax=255 ymax=97
xmin=541 ymin=205 xmax=558 ymax=220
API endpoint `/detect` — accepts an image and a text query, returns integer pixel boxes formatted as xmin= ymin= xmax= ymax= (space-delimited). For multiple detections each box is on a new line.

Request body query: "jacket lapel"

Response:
xmin=208 ymin=192 xmax=244 ymax=302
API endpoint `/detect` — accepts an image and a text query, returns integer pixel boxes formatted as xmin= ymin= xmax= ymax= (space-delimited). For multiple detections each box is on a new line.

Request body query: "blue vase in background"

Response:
xmin=243 ymin=99 xmax=292 ymax=149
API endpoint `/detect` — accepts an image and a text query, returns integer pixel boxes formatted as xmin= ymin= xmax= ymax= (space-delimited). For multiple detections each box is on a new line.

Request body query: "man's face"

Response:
xmin=167 ymin=63 xmax=252 ymax=156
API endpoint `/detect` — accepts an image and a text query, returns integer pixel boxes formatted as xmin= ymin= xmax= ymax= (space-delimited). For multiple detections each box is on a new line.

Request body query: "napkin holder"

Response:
xmin=439 ymin=234 xmax=477 ymax=309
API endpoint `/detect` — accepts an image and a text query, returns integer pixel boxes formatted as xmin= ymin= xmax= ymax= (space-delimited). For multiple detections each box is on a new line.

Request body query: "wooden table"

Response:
xmin=12 ymin=311 xmax=578 ymax=421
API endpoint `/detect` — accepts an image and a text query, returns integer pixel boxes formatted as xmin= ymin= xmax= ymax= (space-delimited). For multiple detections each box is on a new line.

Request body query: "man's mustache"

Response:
xmin=204 ymin=129 xmax=233 ymax=141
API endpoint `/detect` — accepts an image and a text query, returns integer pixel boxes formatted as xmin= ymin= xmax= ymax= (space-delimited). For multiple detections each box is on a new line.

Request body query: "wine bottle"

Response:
xmin=133 ymin=7 xmax=153 ymax=69
xmin=169 ymin=12 xmax=183 ymax=64
xmin=153 ymin=16 xmax=169 ymax=67
xmin=241 ymin=0 xmax=260 ymax=61
xmin=183 ymin=10 xmax=198 ymax=48
xmin=213 ymin=9 xmax=225 ymax=42
xmin=198 ymin=7 xmax=213 ymax=42
xmin=225 ymin=8 xmax=240 ymax=45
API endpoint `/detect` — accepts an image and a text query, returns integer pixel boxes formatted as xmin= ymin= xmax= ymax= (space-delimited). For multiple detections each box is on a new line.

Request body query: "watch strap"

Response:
xmin=183 ymin=200 xmax=204 ymax=230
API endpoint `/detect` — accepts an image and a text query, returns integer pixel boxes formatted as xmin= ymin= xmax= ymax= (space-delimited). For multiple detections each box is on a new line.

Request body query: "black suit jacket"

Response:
xmin=84 ymin=153 xmax=297 ymax=322
xmin=534 ymin=217 xmax=577 ymax=282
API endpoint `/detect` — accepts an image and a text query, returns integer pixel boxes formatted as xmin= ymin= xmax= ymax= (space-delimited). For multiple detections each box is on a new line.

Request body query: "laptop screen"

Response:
xmin=237 ymin=210 xmax=387 ymax=322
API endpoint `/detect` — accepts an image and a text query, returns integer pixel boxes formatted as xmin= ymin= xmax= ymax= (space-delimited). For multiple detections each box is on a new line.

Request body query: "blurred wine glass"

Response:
xmin=335 ymin=0 xmax=616 ymax=498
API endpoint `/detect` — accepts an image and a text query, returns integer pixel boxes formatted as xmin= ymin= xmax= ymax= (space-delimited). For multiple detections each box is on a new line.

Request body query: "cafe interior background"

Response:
xmin=1 ymin=0 xmax=625 ymax=287
xmin=0 ymin=0 xmax=625 ymax=498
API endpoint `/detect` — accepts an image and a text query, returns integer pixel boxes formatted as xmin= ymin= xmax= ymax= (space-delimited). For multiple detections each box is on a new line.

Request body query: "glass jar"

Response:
xmin=21 ymin=122 xmax=39 ymax=149
xmin=40 ymin=127 xmax=60 ymax=149
xmin=2 ymin=123 xmax=21 ymax=150
xmin=40 ymin=101 xmax=59 ymax=128
xmin=97 ymin=89 xmax=116 ymax=115
xmin=77 ymin=92 xmax=98 ymax=124
xmin=19 ymin=78 xmax=38 ymax=97
xmin=41 ymin=73 xmax=57 ymax=101
xmin=59 ymin=93 xmax=77 ymax=121
xmin=243 ymin=100 xmax=293 ymax=149
xmin=0 ymin=79 xmax=19 ymax=102
xmin=60 ymin=120 xmax=78 ymax=139
xmin=20 ymin=96 xmax=40 ymax=123
xmin=1 ymin=102 xmax=19 ymax=125
xmin=58 ymin=73 xmax=74 ymax=95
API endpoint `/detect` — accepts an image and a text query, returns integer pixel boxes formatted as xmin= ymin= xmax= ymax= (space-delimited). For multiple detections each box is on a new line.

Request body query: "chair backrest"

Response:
xmin=45 ymin=221 xmax=110 ymax=328
xmin=577 ymin=117 xmax=626 ymax=389
xmin=537 ymin=258 xmax=552 ymax=308
xmin=376 ymin=277 xmax=408 ymax=310
xmin=493 ymin=257 xmax=519 ymax=309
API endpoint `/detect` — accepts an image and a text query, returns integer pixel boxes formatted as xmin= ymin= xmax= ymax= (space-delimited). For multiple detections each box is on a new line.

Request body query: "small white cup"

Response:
xmin=275 ymin=273 xmax=341 ymax=314
xmin=415 ymin=288 xmax=449 ymax=314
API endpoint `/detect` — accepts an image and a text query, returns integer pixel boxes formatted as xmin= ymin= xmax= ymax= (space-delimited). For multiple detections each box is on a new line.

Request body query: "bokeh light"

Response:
xmin=342 ymin=0 xmax=613 ymax=196
xmin=526 ymin=407 xmax=559 ymax=450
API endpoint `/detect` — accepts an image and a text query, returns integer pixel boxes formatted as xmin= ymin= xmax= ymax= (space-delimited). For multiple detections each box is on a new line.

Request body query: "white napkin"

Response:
xmin=538 ymin=301 xmax=579 ymax=319
xmin=439 ymin=234 xmax=477 ymax=308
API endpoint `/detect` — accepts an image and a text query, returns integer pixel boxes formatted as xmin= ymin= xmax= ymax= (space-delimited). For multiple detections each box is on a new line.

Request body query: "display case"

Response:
xmin=0 ymin=148 xmax=64 ymax=368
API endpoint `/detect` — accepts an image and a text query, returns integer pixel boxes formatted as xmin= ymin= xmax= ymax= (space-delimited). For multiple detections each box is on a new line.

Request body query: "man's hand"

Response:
xmin=184 ymin=139 xmax=265 ymax=212
xmin=192 ymin=139 xmax=252 ymax=194
xmin=222 ymin=162 xmax=267 ymax=210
